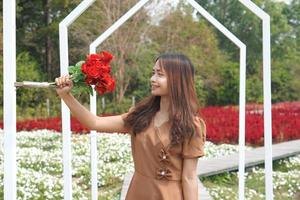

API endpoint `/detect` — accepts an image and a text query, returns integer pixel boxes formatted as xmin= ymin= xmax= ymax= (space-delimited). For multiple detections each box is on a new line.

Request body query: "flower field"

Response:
xmin=0 ymin=101 xmax=299 ymax=146
xmin=0 ymin=129 xmax=134 ymax=200
xmin=0 ymin=129 xmax=299 ymax=199
xmin=200 ymin=101 xmax=300 ymax=145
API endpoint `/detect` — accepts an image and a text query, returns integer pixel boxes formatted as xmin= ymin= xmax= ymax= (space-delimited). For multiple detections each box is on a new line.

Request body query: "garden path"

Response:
xmin=198 ymin=139 xmax=300 ymax=177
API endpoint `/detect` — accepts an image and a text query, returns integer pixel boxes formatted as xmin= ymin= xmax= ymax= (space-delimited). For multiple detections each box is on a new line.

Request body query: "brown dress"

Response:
xmin=121 ymin=111 xmax=206 ymax=200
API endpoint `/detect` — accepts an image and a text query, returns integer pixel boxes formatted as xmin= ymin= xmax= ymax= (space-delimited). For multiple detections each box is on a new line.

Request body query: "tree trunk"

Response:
xmin=44 ymin=0 xmax=53 ymax=81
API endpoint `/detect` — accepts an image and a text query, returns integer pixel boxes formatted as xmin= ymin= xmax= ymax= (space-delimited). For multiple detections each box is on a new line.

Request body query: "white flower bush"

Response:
xmin=0 ymin=129 xmax=299 ymax=199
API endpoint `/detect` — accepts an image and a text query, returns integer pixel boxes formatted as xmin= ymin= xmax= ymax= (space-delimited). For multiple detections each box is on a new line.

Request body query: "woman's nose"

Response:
xmin=150 ymin=74 xmax=155 ymax=82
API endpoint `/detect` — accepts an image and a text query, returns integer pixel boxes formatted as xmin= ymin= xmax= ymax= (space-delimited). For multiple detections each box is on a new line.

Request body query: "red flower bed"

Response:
xmin=0 ymin=114 xmax=116 ymax=134
xmin=199 ymin=101 xmax=300 ymax=146
xmin=0 ymin=101 xmax=299 ymax=146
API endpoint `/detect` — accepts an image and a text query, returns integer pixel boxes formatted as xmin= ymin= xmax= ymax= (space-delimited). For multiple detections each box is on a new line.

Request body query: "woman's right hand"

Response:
xmin=55 ymin=74 xmax=73 ymax=98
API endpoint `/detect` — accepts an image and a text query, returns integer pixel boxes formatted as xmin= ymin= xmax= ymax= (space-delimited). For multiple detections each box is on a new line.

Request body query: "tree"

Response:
xmin=0 ymin=52 xmax=52 ymax=119
xmin=16 ymin=0 xmax=79 ymax=81
xmin=69 ymin=0 xmax=152 ymax=103
xmin=216 ymin=62 xmax=240 ymax=105
xmin=0 ymin=15 xmax=2 ymax=55
xmin=196 ymin=0 xmax=300 ymax=103
xmin=195 ymin=0 xmax=263 ymax=75
xmin=284 ymin=0 xmax=300 ymax=101
xmin=147 ymin=3 xmax=230 ymax=106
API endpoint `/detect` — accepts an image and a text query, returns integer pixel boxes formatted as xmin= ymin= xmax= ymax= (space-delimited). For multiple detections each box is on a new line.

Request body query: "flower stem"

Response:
xmin=48 ymin=74 xmax=74 ymax=85
xmin=14 ymin=75 xmax=75 ymax=88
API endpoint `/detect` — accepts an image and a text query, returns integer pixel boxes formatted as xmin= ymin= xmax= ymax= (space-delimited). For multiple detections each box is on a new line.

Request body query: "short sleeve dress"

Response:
xmin=121 ymin=111 xmax=206 ymax=200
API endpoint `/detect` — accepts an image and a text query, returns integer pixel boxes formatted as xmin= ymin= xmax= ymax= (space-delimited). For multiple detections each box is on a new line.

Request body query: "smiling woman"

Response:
xmin=55 ymin=52 xmax=206 ymax=200
xmin=150 ymin=61 xmax=169 ymax=97
xmin=121 ymin=53 xmax=206 ymax=200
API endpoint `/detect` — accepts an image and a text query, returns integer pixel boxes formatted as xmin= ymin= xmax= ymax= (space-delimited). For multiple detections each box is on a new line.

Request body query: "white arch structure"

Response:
xmin=239 ymin=1 xmax=273 ymax=198
xmin=3 ymin=0 xmax=272 ymax=200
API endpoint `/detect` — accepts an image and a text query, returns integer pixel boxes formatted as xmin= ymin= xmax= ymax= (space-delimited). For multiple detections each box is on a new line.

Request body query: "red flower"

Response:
xmin=105 ymin=74 xmax=115 ymax=90
xmin=95 ymin=85 xmax=105 ymax=95
xmin=85 ymin=77 xmax=98 ymax=85
xmin=86 ymin=54 xmax=101 ymax=62
xmin=95 ymin=74 xmax=115 ymax=95
xmin=76 ymin=51 xmax=115 ymax=96
xmin=99 ymin=51 xmax=113 ymax=63
xmin=94 ymin=61 xmax=110 ymax=74
xmin=86 ymin=66 xmax=101 ymax=79
xmin=81 ymin=63 xmax=88 ymax=74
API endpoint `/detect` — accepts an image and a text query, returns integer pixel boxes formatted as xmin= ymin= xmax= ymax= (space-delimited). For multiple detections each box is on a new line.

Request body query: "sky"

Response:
xmin=274 ymin=0 xmax=292 ymax=3
xmin=145 ymin=0 xmax=180 ymax=25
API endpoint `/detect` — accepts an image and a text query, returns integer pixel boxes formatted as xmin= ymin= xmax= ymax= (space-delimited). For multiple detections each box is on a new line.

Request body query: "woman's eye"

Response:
xmin=151 ymin=71 xmax=163 ymax=76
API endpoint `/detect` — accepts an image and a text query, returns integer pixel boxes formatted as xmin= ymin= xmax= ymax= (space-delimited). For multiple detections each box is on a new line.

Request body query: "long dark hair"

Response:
xmin=123 ymin=52 xmax=204 ymax=146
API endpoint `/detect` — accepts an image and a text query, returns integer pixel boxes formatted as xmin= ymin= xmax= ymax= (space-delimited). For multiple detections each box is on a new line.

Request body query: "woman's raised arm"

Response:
xmin=59 ymin=93 xmax=128 ymax=133
xmin=56 ymin=75 xmax=129 ymax=133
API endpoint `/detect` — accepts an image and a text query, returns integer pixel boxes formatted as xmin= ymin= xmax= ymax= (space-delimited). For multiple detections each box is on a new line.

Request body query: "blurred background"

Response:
xmin=0 ymin=0 xmax=299 ymax=120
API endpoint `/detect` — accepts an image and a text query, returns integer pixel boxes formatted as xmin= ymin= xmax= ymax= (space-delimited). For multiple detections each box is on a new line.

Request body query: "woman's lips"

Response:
xmin=151 ymin=85 xmax=159 ymax=90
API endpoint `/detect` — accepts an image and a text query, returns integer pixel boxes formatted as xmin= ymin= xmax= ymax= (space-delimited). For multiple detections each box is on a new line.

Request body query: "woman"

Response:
xmin=55 ymin=52 xmax=206 ymax=200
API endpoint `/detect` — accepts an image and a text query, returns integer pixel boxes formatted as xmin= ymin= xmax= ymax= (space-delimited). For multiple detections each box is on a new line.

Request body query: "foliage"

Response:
xmin=0 ymin=51 xmax=62 ymax=120
xmin=16 ymin=52 xmax=50 ymax=119
xmin=195 ymin=0 xmax=300 ymax=103
xmin=215 ymin=62 xmax=240 ymax=105
xmin=68 ymin=61 xmax=92 ymax=96
xmin=15 ymin=0 xmax=80 ymax=80
xmin=147 ymin=4 xmax=229 ymax=106
xmin=69 ymin=0 xmax=152 ymax=103
xmin=0 ymin=0 xmax=299 ymax=119
xmin=101 ymin=96 xmax=133 ymax=114
xmin=126 ymin=47 xmax=158 ymax=102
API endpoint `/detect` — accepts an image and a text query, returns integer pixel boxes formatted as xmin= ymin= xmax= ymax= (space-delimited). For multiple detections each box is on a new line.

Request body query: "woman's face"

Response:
xmin=150 ymin=60 xmax=168 ymax=96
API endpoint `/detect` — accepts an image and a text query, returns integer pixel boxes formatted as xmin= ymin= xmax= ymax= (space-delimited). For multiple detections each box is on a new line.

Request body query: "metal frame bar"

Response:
xmin=59 ymin=1 xmax=96 ymax=199
xmin=93 ymin=0 xmax=247 ymax=198
xmin=186 ymin=1 xmax=247 ymax=199
xmin=3 ymin=0 xmax=17 ymax=199
xmin=89 ymin=1 xmax=151 ymax=199
xmin=239 ymin=1 xmax=273 ymax=199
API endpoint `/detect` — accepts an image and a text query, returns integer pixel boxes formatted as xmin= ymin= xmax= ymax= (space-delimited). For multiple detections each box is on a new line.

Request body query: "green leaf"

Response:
xmin=75 ymin=61 xmax=85 ymax=68
xmin=73 ymin=74 xmax=80 ymax=82
xmin=68 ymin=66 xmax=76 ymax=74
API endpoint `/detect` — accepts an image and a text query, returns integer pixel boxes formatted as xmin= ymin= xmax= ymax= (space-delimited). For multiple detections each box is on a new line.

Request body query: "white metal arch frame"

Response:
xmin=186 ymin=1 xmax=247 ymax=199
xmin=89 ymin=0 xmax=246 ymax=198
xmin=3 ymin=1 xmax=272 ymax=200
xmin=59 ymin=1 xmax=96 ymax=199
xmin=67 ymin=0 xmax=248 ymax=199
xmin=3 ymin=0 xmax=17 ymax=199
xmin=239 ymin=1 xmax=273 ymax=199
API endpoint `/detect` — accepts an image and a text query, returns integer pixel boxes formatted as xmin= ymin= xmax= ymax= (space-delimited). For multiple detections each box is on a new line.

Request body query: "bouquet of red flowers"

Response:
xmin=15 ymin=51 xmax=116 ymax=96
xmin=68 ymin=51 xmax=115 ymax=96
